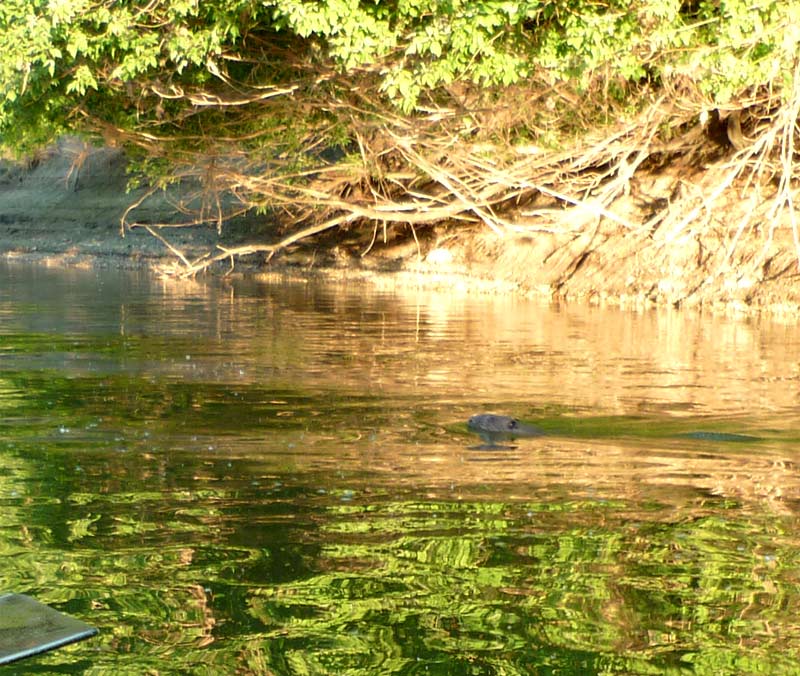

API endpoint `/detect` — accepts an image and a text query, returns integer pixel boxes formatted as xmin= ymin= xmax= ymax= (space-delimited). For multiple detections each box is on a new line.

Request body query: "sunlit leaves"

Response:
xmin=65 ymin=63 xmax=97 ymax=94
xmin=0 ymin=0 xmax=797 ymax=154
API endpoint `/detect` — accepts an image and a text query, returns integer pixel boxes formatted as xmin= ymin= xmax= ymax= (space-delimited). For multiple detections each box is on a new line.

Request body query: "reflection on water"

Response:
xmin=1 ymin=260 xmax=800 ymax=674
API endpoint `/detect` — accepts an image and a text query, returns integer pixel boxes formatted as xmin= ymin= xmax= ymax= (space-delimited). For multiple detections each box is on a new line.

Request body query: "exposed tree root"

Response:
xmin=118 ymin=73 xmax=800 ymax=293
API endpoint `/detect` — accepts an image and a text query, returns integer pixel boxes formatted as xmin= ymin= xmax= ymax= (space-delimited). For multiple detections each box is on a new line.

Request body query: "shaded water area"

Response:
xmin=2 ymin=260 xmax=800 ymax=675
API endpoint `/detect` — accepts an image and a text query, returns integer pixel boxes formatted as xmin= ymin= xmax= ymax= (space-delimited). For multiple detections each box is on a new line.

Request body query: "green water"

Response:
xmin=1 ymin=261 xmax=800 ymax=675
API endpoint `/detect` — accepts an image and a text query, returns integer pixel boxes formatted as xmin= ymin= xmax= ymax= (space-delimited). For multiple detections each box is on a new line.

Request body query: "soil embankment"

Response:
xmin=0 ymin=138 xmax=260 ymax=267
xmin=1 ymin=138 xmax=799 ymax=314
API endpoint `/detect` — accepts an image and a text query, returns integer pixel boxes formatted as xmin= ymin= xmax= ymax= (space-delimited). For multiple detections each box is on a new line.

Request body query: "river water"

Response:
xmin=1 ymin=260 xmax=800 ymax=674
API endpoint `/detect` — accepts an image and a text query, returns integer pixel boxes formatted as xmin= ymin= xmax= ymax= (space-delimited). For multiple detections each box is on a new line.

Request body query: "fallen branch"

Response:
xmin=174 ymin=212 xmax=360 ymax=277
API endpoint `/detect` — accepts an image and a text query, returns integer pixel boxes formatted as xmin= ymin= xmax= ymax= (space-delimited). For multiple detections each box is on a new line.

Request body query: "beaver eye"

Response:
xmin=508 ymin=420 xmax=517 ymax=429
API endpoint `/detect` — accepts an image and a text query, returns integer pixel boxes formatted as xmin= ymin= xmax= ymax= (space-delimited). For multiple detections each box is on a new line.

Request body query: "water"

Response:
xmin=1 ymin=260 xmax=800 ymax=674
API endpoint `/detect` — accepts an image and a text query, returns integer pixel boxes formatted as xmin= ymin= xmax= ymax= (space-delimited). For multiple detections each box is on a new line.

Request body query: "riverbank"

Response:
xmin=2 ymin=138 xmax=800 ymax=315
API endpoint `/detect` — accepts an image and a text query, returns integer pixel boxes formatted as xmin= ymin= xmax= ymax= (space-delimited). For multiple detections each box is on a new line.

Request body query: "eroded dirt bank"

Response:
xmin=1 ymin=138 xmax=799 ymax=315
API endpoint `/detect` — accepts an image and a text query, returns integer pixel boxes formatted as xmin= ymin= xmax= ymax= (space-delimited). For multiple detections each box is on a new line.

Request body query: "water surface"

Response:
xmin=1 ymin=261 xmax=800 ymax=674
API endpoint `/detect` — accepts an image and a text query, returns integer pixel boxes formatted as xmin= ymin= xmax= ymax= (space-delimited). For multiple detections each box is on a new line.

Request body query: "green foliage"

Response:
xmin=678 ymin=0 xmax=797 ymax=102
xmin=0 ymin=0 xmax=797 ymax=155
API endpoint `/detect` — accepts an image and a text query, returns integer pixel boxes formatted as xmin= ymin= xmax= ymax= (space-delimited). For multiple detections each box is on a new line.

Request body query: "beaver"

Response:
xmin=467 ymin=414 xmax=544 ymax=448
xmin=467 ymin=414 xmax=760 ymax=448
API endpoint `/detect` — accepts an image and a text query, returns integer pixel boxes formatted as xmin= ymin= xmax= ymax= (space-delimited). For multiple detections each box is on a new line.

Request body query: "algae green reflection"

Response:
xmin=3 ymin=263 xmax=800 ymax=674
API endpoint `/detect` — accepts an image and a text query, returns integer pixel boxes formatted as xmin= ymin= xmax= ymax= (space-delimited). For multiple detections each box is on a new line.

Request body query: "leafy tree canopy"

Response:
xmin=1 ymin=0 xmax=796 ymax=154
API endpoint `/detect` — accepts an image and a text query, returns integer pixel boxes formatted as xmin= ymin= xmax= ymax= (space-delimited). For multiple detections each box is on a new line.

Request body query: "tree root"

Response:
xmin=119 ymin=77 xmax=800 ymax=295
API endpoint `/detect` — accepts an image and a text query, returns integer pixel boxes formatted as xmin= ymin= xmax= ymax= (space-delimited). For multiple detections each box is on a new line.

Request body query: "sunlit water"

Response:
xmin=2 ymin=260 xmax=800 ymax=675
